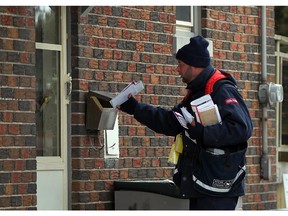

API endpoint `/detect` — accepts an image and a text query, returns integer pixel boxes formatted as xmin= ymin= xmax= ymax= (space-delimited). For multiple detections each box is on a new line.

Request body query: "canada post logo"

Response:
xmin=225 ymin=98 xmax=238 ymax=105
xmin=212 ymin=179 xmax=233 ymax=189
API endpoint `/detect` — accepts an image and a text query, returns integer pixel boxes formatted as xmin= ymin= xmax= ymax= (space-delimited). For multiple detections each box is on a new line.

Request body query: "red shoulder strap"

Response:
xmin=205 ymin=70 xmax=227 ymax=94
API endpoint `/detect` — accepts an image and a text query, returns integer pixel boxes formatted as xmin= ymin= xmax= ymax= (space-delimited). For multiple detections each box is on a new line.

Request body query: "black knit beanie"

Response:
xmin=176 ymin=35 xmax=211 ymax=67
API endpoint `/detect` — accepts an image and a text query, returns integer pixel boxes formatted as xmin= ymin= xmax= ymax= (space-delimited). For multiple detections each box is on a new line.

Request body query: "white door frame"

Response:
xmin=36 ymin=6 xmax=69 ymax=210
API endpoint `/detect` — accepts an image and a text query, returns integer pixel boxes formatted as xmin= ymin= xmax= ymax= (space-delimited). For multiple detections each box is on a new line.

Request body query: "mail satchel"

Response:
xmin=192 ymin=146 xmax=247 ymax=196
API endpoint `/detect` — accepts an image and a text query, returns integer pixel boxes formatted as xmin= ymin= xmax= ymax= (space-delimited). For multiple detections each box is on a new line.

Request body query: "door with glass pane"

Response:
xmin=277 ymin=55 xmax=288 ymax=209
xmin=35 ymin=6 xmax=70 ymax=210
xmin=281 ymin=59 xmax=288 ymax=149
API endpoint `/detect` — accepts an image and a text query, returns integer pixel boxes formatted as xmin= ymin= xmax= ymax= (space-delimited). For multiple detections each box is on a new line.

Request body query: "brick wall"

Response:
xmin=202 ymin=6 xmax=277 ymax=210
xmin=0 ymin=6 xmax=37 ymax=210
xmin=70 ymin=6 xmax=279 ymax=210
xmin=70 ymin=6 xmax=179 ymax=210
xmin=0 ymin=5 xmax=278 ymax=210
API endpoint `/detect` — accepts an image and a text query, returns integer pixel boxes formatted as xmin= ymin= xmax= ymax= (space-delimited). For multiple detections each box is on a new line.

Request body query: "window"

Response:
xmin=275 ymin=35 xmax=288 ymax=162
xmin=282 ymin=60 xmax=288 ymax=146
xmin=174 ymin=6 xmax=195 ymax=54
xmin=174 ymin=6 xmax=213 ymax=57
xmin=275 ymin=36 xmax=288 ymax=148
xmin=176 ymin=6 xmax=193 ymax=28
xmin=275 ymin=36 xmax=288 ymax=208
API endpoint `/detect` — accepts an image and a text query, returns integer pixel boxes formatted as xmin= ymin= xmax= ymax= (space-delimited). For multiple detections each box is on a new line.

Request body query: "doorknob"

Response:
xmin=39 ymin=96 xmax=51 ymax=112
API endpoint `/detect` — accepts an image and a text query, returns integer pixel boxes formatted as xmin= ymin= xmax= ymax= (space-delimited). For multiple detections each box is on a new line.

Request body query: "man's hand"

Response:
xmin=118 ymin=94 xmax=138 ymax=115
xmin=186 ymin=121 xmax=204 ymax=142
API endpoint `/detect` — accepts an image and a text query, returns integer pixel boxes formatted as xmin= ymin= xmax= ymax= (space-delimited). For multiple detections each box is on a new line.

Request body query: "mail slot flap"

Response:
xmin=87 ymin=90 xmax=115 ymax=107
xmin=86 ymin=90 xmax=117 ymax=130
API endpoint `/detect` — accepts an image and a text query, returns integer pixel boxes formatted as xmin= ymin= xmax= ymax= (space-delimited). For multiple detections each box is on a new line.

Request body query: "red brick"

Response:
xmin=141 ymin=11 xmax=150 ymax=20
xmin=88 ymin=59 xmax=98 ymax=69
xmin=132 ymin=158 xmax=142 ymax=167
xmin=99 ymin=61 xmax=107 ymax=70
xmin=128 ymin=63 xmax=136 ymax=72
xmin=131 ymin=31 xmax=140 ymax=41
xmin=152 ymin=159 xmax=160 ymax=167
xmin=98 ymin=38 xmax=107 ymax=48
xmin=108 ymin=39 xmax=116 ymax=49
xmin=0 ymin=124 xmax=7 ymax=134
xmin=135 ymin=42 xmax=144 ymax=52
xmin=113 ymin=28 xmax=122 ymax=39
xmin=22 ymin=148 xmax=31 ymax=159
xmin=79 ymin=80 xmax=89 ymax=91
xmin=150 ymin=74 xmax=159 ymax=84
xmin=103 ymin=50 xmax=113 ymax=59
xmin=3 ymin=112 xmax=13 ymax=122
xmin=2 ymin=39 xmax=13 ymax=50
xmin=2 ymin=15 xmax=13 ymax=26
xmin=22 ymin=195 xmax=33 ymax=206
xmin=9 ymin=124 xmax=19 ymax=135
xmin=4 ymin=160 xmax=14 ymax=171
xmin=141 ymin=32 xmax=150 ymax=41
xmin=113 ymin=72 xmax=123 ymax=82
xmin=103 ymin=6 xmax=112 ymax=15
xmin=83 ymin=47 xmax=93 ymax=58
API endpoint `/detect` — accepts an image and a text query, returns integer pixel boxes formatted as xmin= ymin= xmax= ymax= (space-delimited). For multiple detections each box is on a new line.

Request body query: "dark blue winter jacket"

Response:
xmin=131 ymin=65 xmax=253 ymax=198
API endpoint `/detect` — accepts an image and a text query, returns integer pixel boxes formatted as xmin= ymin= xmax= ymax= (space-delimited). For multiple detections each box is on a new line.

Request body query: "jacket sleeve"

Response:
xmin=202 ymin=83 xmax=253 ymax=148
xmin=133 ymin=102 xmax=183 ymax=136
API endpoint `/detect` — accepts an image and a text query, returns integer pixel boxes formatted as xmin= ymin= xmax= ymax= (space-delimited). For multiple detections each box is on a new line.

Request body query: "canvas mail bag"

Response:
xmin=192 ymin=146 xmax=247 ymax=196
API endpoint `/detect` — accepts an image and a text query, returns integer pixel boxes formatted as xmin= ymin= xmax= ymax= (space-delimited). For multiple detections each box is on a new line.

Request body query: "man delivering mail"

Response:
xmin=118 ymin=35 xmax=253 ymax=210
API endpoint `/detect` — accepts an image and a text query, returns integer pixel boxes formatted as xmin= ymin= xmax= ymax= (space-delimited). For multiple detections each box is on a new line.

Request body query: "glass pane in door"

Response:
xmin=282 ymin=59 xmax=288 ymax=145
xmin=35 ymin=6 xmax=60 ymax=44
xmin=36 ymin=49 xmax=61 ymax=156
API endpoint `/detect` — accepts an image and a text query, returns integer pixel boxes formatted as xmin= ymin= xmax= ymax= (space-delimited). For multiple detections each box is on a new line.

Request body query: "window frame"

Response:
xmin=176 ymin=6 xmax=194 ymax=30
xmin=174 ymin=6 xmax=196 ymax=54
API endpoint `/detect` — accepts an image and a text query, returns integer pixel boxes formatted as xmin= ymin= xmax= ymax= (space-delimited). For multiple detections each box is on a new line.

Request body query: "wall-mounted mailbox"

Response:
xmin=86 ymin=90 xmax=117 ymax=130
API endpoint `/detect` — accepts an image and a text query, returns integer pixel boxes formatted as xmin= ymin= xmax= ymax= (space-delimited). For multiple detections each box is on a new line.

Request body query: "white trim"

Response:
xmin=36 ymin=42 xmax=62 ymax=51
xmin=275 ymin=34 xmax=288 ymax=45
xmin=176 ymin=20 xmax=193 ymax=28
xmin=275 ymin=52 xmax=288 ymax=59
xmin=278 ymin=146 xmax=288 ymax=152
xmin=36 ymin=156 xmax=64 ymax=170
xmin=60 ymin=6 xmax=68 ymax=210
xmin=176 ymin=25 xmax=193 ymax=33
